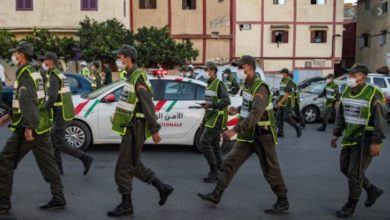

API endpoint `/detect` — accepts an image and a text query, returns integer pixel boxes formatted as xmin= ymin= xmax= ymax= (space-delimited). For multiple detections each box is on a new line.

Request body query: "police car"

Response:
xmin=65 ymin=76 xmax=242 ymax=151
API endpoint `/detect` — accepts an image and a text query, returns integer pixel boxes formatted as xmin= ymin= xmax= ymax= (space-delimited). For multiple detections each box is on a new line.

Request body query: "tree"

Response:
xmin=77 ymin=17 xmax=134 ymax=62
xmin=0 ymin=29 xmax=17 ymax=60
xmin=134 ymin=26 xmax=198 ymax=68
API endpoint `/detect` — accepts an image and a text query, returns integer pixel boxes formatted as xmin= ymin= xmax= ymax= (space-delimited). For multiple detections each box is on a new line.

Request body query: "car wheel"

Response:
xmin=302 ymin=106 xmax=319 ymax=123
xmin=65 ymin=120 xmax=92 ymax=151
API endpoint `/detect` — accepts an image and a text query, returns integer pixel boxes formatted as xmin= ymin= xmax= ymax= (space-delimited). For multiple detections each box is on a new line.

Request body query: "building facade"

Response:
xmin=355 ymin=0 xmax=390 ymax=72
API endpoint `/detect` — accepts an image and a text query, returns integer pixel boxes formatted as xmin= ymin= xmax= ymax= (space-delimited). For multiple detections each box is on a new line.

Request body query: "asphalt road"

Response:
xmin=0 ymin=124 xmax=389 ymax=220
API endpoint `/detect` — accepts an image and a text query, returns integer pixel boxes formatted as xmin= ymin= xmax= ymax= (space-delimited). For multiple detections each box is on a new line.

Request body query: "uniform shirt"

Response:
xmin=45 ymin=68 xmax=61 ymax=113
xmin=127 ymin=65 xmax=161 ymax=134
xmin=233 ymin=76 xmax=270 ymax=134
xmin=207 ymin=78 xmax=231 ymax=110
xmin=279 ymin=77 xmax=293 ymax=103
xmin=333 ymin=83 xmax=386 ymax=144
xmin=318 ymin=82 xmax=340 ymax=101
xmin=227 ymin=76 xmax=240 ymax=95
xmin=104 ymin=67 xmax=113 ymax=85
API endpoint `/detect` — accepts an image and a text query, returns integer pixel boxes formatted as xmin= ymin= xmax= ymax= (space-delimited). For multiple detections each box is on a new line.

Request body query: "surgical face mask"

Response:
xmin=223 ymin=74 xmax=228 ymax=78
xmin=42 ymin=63 xmax=49 ymax=71
xmin=239 ymin=73 xmax=247 ymax=81
xmin=185 ymin=72 xmax=191 ymax=77
xmin=204 ymin=73 xmax=210 ymax=80
xmin=326 ymin=79 xmax=331 ymax=83
xmin=116 ymin=59 xmax=125 ymax=70
xmin=347 ymin=77 xmax=358 ymax=88
xmin=11 ymin=54 xmax=20 ymax=66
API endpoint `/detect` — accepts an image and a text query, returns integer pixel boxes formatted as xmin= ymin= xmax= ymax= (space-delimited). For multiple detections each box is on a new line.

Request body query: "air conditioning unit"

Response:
xmin=239 ymin=24 xmax=251 ymax=31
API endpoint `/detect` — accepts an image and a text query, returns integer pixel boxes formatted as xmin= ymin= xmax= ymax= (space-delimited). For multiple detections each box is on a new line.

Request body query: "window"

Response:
xmin=195 ymin=86 xmax=205 ymax=100
xmin=67 ymin=76 xmax=79 ymax=89
xmin=311 ymin=0 xmax=325 ymax=5
xmin=273 ymin=0 xmax=286 ymax=5
xmin=361 ymin=33 xmax=370 ymax=48
xmin=365 ymin=0 xmax=370 ymax=10
xmin=163 ymin=81 xmax=196 ymax=100
xmin=373 ymin=78 xmax=387 ymax=88
xmin=16 ymin=0 xmax=33 ymax=11
xmin=139 ymin=0 xmax=156 ymax=9
xmin=81 ymin=0 xmax=98 ymax=11
xmin=182 ymin=0 xmax=196 ymax=10
xmin=272 ymin=30 xmax=289 ymax=43
xmin=311 ymin=30 xmax=327 ymax=43
xmin=381 ymin=2 xmax=388 ymax=13
xmin=380 ymin=31 xmax=387 ymax=46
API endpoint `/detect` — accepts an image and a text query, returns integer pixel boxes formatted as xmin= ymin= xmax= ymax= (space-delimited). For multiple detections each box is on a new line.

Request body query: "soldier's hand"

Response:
xmin=0 ymin=114 xmax=11 ymax=127
xmin=331 ymin=136 xmax=338 ymax=148
xmin=152 ymin=132 xmax=161 ymax=144
xmin=223 ymin=129 xmax=236 ymax=141
xmin=24 ymin=128 xmax=35 ymax=142
xmin=370 ymin=144 xmax=381 ymax=157
xmin=228 ymin=106 xmax=238 ymax=115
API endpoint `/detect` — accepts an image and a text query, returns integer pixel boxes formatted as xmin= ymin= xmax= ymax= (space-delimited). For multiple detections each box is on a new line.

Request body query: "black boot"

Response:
xmin=365 ymin=186 xmax=383 ymax=207
xmin=107 ymin=194 xmax=133 ymax=217
xmin=203 ymin=167 xmax=219 ymax=183
xmin=0 ymin=197 xmax=10 ymax=214
xmin=80 ymin=154 xmax=94 ymax=175
xmin=295 ymin=125 xmax=302 ymax=138
xmin=197 ymin=187 xmax=224 ymax=206
xmin=264 ymin=197 xmax=289 ymax=214
xmin=39 ymin=193 xmax=66 ymax=210
xmin=317 ymin=125 xmax=326 ymax=132
xmin=151 ymin=179 xmax=174 ymax=206
xmin=336 ymin=199 xmax=357 ymax=218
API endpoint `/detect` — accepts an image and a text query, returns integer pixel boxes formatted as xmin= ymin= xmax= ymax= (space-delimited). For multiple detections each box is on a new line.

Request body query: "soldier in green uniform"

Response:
xmin=108 ymin=45 xmax=174 ymax=217
xmin=198 ymin=55 xmax=289 ymax=214
xmin=199 ymin=61 xmax=230 ymax=183
xmin=80 ymin=61 xmax=90 ymax=78
xmin=223 ymin=68 xmax=240 ymax=95
xmin=179 ymin=65 xmax=187 ymax=77
xmin=276 ymin=68 xmax=302 ymax=138
xmin=103 ymin=63 xmax=113 ymax=85
xmin=186 ymin=66 xmax=196 ymax=79
xmin=0 ymin=42 xmax=65 ymax=213
xmin=43 ymin=52 xmax=94 ymax=175
xmin=289 ymin=72 xmax=305 ymax=129
xmin=331 ymin=64 xmax=385 ymax=218
xmin=90 ymin=61 xmax=102 ymax=90
xmin=315 ymin=74 xmax=340 ymax=131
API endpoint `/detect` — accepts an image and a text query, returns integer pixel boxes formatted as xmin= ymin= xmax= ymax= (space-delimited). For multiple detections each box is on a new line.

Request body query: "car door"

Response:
xmin=155 ymin=80 xmax=204 ymax=140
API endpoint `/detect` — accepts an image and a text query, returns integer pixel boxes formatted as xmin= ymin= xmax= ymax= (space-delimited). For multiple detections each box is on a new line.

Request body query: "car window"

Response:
xmin=387 ymin=78 xmax=390 ymax=86
xmin=66 ymin=76 xmax=79 ymax=89
xmin=373 ymin=77 xmax=387 ymax=88
xmin=86 ymin=81 xmax=122 ymax=99
xmin=163 ymin=81 xmax=196 ymax=100
xmin=196 ymin=85 xmax=205 ymax=100
xmin=366 ymin=78 xmax=371 ymax=83
xmin=301 ymin=80 xmax=326 ymax=95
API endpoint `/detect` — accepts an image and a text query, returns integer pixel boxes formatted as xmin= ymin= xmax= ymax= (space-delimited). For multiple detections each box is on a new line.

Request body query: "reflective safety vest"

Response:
xmin=47 ymin=68 xmax=75 ymax=121
xmin=82 ymin=67 xmax=90 ymax=78
xmin=291 ymin=81 xmax=299 ymax=107
xmin=225 ymin=77 xmax=234 ymax=93
xmin=237 ymin=78 xmax=277 ymax=144
xmin=340 ymin=84 xmax=384 ymax=147
xmin=112 ymin=69 xmax=152 ymax=137
xmin=279 ymin=77 xmax=293 ymax=107
xmin=204 ymin=79 xmax=228 ymax=129
xmin=11 ymin=65 xmax=51 ymax=134
xmin=91 ymin=71 xmax=101 ymax=90
xmin=325 ymin=82 xmax=339 ymax=107
xmin=119 ymin=70 xmax=127 ymax=81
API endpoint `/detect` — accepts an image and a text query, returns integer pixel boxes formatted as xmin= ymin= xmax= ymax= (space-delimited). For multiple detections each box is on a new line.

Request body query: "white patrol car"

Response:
xmin=65 ymin=76 xmax=242 ymax=151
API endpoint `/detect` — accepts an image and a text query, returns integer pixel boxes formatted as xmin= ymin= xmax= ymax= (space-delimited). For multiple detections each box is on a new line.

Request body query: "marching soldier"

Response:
xmin=90 ymin=61 xmax=102 ymax=90
xmin=0 ymin=42 xmax=65 ymax=213
xmin=80 ymin=61 xmax=90 ymax=78
xmin=43 ymin=52 xmax=94 ymax=175
xmin=276 ymin=68 xmax=302 ymax=138
xmin=315 ymin=74 xmax=340 ymax=132
xmin=331 ymin=64 xmax=385 ymax=218
xmin=108 ymin=45 xmax=174 ymax=217
xmin=289 ymin=73 xmax=305 ymax=129
xmin=198 ymin=55 xmax=289 ymax=214
xmin=223 ymin=68 xmax=240 ymax=95
xmin=199 ymin=61 xmax=230 ymax=183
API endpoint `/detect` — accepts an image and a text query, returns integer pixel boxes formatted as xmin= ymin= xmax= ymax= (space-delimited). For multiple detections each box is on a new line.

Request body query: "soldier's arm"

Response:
xmin=335 ymin=85 xmax=341 ymax=101
xmin=210 ymin=82 xmax=231 ymax=110
xmin=333 ymin=101 xmax=345 ymax=137
xmin=233 ymin=85 xmax=269 ymax=134
xmin=18 ymin=75 xmax=39 ymax=129
xmin=370 ymin=93 xmax=386 ymax=144
xmin=135 ymin=78 xmax=161 ymax=134
xmin=45 ymin=74 xmax=60 ymax=112
xmin=278 ymin=81 xmax=292 ymax=105
xmin=318 ymin=88 xmax=326 ymax=98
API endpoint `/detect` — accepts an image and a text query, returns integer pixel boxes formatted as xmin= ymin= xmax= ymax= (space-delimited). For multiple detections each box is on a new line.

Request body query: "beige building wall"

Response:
xmin=235 ymin=24 xmax=261 ymax=57
xmin=133 ymin=0 xmax=168 ymax=31
xmin=236 ymin=0 xmax=261 ymax=21
xmin=356 ymin=0 xmax=390 ymax=71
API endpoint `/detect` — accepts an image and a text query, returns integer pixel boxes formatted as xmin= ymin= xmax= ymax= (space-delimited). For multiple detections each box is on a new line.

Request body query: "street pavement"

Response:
xmin=0 ymin=123 xmax=389 ymax=220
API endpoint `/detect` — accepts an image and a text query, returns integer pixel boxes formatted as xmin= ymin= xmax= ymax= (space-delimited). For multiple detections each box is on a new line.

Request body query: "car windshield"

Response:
xmin=301 ymin=80 xmax=326 ymax=95
xmin=83 ymin=81 xmax=123 ymax=99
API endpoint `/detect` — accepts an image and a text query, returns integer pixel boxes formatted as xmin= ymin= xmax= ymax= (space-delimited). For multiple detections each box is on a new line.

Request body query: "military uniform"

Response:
xmin=276 ymin=75 xmax=302 ymax=137
xmin=104 ymin=66 xmax=113 ymax=85
xmin=333 ymin=64 xmax=386 ymax=218
xmin=119 ymin=69 xmax=127 ymax=81
xmin=199 ymin=62 xmax=230 ymax=183
xmin=291 ymin=80 xmax=305 ymax=128
xmin=223 ymin=69 xmax=240 ymax=95
xmin=108 ymin=45 xmax=173 ymax=217
xmin=81 ymin=66 xmax=90 ymax=78
xmin=317 ymin=79 xmax=340 ymax=131
xmin=198 ymin=56 xmax=289 ymax=214
xmin=44 ymin=53 xmax=93 ymax=175
xmin=91 ymin=70 xmax=102 ymax=90
xmin=0 ymin=49 xmax=65 ymax=213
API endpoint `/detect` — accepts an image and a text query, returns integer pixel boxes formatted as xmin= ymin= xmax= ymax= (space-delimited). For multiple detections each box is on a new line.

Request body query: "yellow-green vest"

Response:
xmin=120 ymin=70 xmax=127 ymax=81
xmin=11 ymin=65 xmax=51 ymax=134
xmin=341 ymin=84 xmax=384 ymax=147
xmin=82 ymin=67 xmax=90 ymax=78
xmin=325 ymin=82 xmax=339 ymax=107
xmin=237 ymin=78 xmax=277 ymax=144
xmin=204 ymin=79 xmax=228 ymax=129
xmin=279 ymin=77 xmax=293 ymax=107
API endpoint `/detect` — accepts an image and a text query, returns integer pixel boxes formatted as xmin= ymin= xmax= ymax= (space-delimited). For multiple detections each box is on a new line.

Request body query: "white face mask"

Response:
xmin=116 ymin=59 xmax=125 ymax=70
xmin=347 ymin=77 xmax=358 ymax=88
xmin=42 ymin=63 xmax=49 ymax=71
xmin=204 ymin=73 xmax=210 ymax=80
xmin=239 ymin=73 xmax=247 ymax=81
xmin=223 ymin=74 xmax=228 ymax=78
xmin=326 ymin=79 xmax=331 ymax=83
xmin=11 ymin=55 xmax=20 ymax=66
xmin=185 ymin=72 xmax=191 ymax=77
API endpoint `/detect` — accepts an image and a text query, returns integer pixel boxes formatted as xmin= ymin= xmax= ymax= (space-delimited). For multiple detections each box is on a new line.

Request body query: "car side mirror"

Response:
xmin=102 ymin=94 xmax=116 ymax=103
